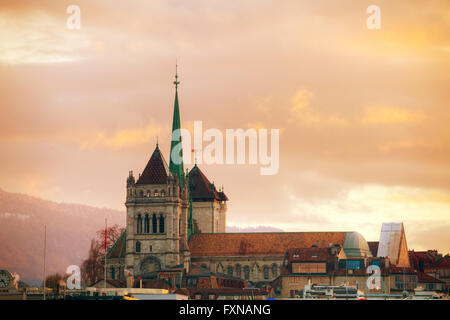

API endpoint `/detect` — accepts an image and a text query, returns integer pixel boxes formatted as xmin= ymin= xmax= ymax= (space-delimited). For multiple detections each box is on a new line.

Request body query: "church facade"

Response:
xmin=106 ymin=71 xmax=374 ymax=285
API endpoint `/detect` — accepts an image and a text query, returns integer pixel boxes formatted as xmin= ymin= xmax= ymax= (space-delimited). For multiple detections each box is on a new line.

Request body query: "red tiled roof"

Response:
xmin=188 ymin=165 xmax=227 ymax=201
xmin=435 ymin=257 xmax=450 ymax=268
xmin=189 ymin=232 xmax=347 ymax=257
xmin=286 ymin=247 xmax=334 ymax=262
xmin=417 ymin=272 xmax=444 ymax=283
xmin=136 ymin=146 xmax=170 ymax=185
xmin=134 ymin=279 xmax=171 ymax=289
xmin=367 ymin=241 xmax=379 ymax=257
xmin=389 ymin=266 xmax=416 ymax=274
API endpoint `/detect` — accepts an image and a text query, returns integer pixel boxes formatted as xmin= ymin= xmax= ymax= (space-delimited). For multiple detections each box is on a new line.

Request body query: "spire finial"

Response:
xmin=173 ymin=59 xmax=180 ymax=89
xmin=156 ymin=136 xmax=158 ymax=147
xmin=192 ymin=148 xmax=198 ymax=166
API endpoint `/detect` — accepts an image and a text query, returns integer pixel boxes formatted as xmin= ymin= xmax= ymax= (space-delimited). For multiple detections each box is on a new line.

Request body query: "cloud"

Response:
xmin=289 ymin=89 xmax=349 ymax=127
xmin=0 ymin=11 xmax=91 ymax=65
xmin=362 ymin=105 xmax=427 ymax=124
xmin=79 ymin=122 xmax=162 ymax=150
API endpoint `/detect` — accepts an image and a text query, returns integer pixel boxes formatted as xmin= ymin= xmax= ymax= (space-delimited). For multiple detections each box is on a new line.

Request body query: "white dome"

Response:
xmin=343 ymin=232 xmax=372 ymax=257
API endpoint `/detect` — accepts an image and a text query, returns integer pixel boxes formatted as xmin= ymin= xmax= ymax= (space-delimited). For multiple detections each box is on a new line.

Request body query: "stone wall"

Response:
xmin=191 ymin=255 xmax=283 ymax=283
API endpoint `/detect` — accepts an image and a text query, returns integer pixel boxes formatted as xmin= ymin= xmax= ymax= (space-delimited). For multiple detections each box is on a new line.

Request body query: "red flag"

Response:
xmin=104 ymin=222 xmax=107 ymax=253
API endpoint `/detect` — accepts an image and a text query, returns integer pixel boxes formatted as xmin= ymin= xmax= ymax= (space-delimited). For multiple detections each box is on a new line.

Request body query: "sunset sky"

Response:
xmin=0 ymin=1 xmax=449 ymax=253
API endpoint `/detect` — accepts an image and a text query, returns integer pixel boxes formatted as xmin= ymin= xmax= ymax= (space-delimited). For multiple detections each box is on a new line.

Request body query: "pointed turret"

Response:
xmin=169 ymin=64 xmax=184 ymax=181
xmin=136 ymin=144 xmax=171 ymax=185
xmin=188 ymin=164 xmax=228 ymax=201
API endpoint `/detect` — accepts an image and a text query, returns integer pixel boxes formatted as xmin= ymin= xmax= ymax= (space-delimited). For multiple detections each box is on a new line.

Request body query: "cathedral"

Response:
xmin=106 ymin=70 xmax=374 ymax=286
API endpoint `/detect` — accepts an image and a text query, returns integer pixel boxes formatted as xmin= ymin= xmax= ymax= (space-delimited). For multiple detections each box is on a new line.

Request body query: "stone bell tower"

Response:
xmin=124 ymin=67 xmax=191 ymax=278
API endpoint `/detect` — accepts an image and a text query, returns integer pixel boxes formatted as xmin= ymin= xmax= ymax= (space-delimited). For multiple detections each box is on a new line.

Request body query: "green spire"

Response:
xmin=169 ymin=63 xmax=184 ymax=181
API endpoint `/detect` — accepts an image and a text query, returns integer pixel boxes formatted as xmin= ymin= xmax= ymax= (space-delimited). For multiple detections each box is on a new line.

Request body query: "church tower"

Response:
xmin=124 ymin=68 xmax=190 ymax=279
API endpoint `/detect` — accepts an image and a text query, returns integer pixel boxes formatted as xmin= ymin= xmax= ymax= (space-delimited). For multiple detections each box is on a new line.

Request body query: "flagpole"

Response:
xmin=104 ymin=218 xmax=107 ymax=290
xmin=43 ymin=224 xmax=46 ymax=300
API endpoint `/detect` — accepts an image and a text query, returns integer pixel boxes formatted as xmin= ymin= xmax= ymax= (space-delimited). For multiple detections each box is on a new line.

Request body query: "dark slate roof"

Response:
xmin=189 ymin=232 xmax=347 ymax=257
xmin=188 ymin=165 xmax=228 ymax=201
xmin=107 ymin=231 xmax=126 ymax=259
xmin=368 ymin=241 xmax=379 ymax=257
xmin=136 ymin=145 xmax=171 ymax=185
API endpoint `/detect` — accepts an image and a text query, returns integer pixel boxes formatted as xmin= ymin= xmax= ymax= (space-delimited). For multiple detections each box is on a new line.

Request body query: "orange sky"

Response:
xmin=0 ymin=0 xmax=449 ymax=253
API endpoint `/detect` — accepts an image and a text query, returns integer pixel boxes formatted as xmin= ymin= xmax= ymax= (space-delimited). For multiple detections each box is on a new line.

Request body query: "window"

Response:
xmin=244 ymin=266 xmax=250 ymax=280
xmin=139 ymin=190 xmax=144 ymax=197
xmin=161 ymin=190 xmax=165 ymax=197
xmin=263 ymin=266 xmax=269 ymax=279
xmin=136 ymin=214 xmax=143 ymax=234
xmin=144 ymin=214 xmax=150 ymax=233
xmin=149 ymin=245 xmax=152 ymax=252
xmin=111 ymin=267 xmax=115 ymax=280
xmin=292 ymin=262 xmax=327 ymax=274
xmin=136 ymin=241 xmax=141 ymax=253
xmin=235 ymin=264 xmax=242 ymax=278
xmin=339 ymin=259 xmax=363 ymax=270
xmin=152 ymin=214 xmax=157 ymax=233
xmin=272 ymin=264 xmax=278 ymax=278
xmin=371 ymin=260 xmax=381 ymax=267
xmin=146 ymin=190 xmax=150 ymax=197
xmin=154 ymin=190 xmax=159 ymax=197
xmin=227 ymin=266 xmax=233 ymax=276
xmin=159 ymin=215 xmax=165 ymax=233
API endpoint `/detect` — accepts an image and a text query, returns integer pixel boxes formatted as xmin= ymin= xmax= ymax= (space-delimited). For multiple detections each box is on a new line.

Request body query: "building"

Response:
xmin=0 ymin=270 xmax=24 ymax=300
xmin=105 ymin=70 xmax=387 ymax=290
xmin=409 ymin=250 xmax=450 ymax=291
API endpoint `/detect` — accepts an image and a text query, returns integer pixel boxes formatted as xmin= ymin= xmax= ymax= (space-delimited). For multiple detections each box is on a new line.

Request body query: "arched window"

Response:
xmin=161 ymin=190 xmax=165 ymax=197
xmin=111 ymin=266 xmax=115 ymax=280
xmin=159 ymin=215 xmax=165 ymax=233
xmin=139 ymin=190 xmax=144 ymax=197
xmin=227 ymin=266 xmax=233 ymax=276
xmin=146 ymin=190 xmax=150 ymax=198
xmin=144 ymin=214 xmax=150 ymax=233
xmin=136 ymin=241 xmax=141 ymax=253
xmin=152 ymin=214 xmax=157 ymax=233
xmin=136 ymin=214 xmax=142 ymax=234
xmin=154 ymin=190 xmax=159 ymax=197
xmin=263 ymin=265 xmax=269 ymax=280
xmin=272 ymin=264 xmax=278 ymax=278
xmin=244 ymin=266 xmax=250 ymax=280
xmin=235 ymin=264 xmax=242 ymax=278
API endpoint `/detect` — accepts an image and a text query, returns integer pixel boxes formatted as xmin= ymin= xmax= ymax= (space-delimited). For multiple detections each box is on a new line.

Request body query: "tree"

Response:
xmin=44 ymin=273 xmax=69 ymax=293
xmin=80 ymin=224 xmax=125 ymax=286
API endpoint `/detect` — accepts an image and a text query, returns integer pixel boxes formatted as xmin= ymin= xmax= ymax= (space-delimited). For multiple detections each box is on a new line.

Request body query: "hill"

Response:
xmin=0 ymin=188 xmax=124 ymax=283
